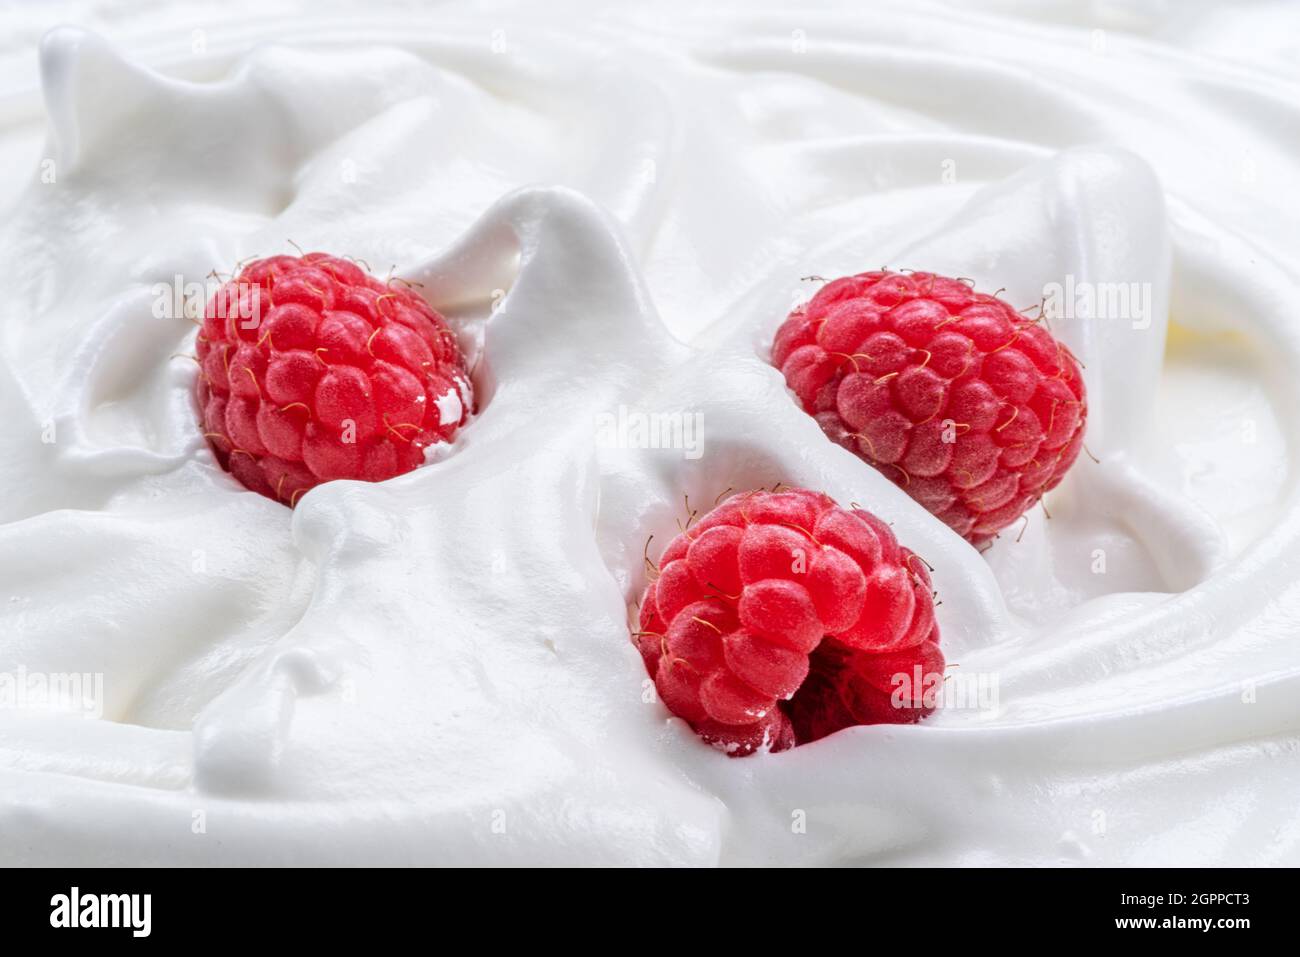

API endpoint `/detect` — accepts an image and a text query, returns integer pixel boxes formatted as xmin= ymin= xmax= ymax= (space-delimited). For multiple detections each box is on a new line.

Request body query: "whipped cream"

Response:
xmin=1 ymin=1 xmax=1298 ymax=865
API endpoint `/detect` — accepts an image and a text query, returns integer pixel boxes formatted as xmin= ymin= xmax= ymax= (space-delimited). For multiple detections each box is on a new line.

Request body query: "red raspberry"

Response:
xmin=195 ymin=253 xmax=473 ymax=506
xmin=634 ymin=489 xmax=943 ymax=756
xmin=773 ymin=271 xmax=1087 ymax=545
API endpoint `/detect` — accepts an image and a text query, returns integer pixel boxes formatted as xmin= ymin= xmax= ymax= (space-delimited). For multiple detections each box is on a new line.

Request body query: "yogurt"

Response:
xmin=0 ymin=1 xmax=1298 ymax=865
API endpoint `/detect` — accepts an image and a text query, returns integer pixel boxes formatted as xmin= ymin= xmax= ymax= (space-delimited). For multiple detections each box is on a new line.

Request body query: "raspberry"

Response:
xmin=773 ymin=271 xmax=1087 ymax=545
xmin=634 ymin=489 xmax=943 ymax=756
xmin=194 ymin=253 xmax=473 ymax=505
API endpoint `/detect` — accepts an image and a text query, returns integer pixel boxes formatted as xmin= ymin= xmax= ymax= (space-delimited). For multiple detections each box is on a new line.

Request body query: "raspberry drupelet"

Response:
xmin=773 ymin=271 xmax=1087 ymax=546
xmin=634 ymin=488 xmax=943 ymax=756
xmin=195 ymin=253 xmax=473 ymax=506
